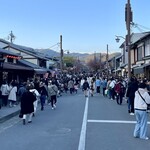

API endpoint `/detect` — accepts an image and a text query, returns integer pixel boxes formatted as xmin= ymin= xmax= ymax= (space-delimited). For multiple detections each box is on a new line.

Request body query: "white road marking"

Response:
xmin=88 ymin=120 xmax=150 ymax=124
xmin=78 ymin=97 xmax=89 ymax=150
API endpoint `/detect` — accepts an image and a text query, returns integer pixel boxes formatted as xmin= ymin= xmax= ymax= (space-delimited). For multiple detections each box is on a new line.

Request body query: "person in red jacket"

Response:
xmin=114 ymin=79 xmax=124 ymax=105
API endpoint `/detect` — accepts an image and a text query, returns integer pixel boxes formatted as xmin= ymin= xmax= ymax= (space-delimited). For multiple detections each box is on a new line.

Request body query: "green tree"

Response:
xmin=63 ymin=56 xmax=75 ymax=68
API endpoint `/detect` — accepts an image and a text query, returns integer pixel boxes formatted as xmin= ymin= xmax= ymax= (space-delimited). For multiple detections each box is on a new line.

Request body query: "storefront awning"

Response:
xmin=3 ymin=63 xmax=33 ymax=71
xmin=34 ymin=68 xmax=47 ymax=74
xmin=133 ymin=66 xmax=144 ymax=74
xmin=133 ymin=63 xmax=150 ymax=74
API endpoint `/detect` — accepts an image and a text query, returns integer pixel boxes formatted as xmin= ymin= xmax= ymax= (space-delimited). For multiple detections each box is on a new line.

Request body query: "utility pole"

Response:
xmin=94 ymin=51 xmax=96 ymax=63
xmin=106 ymin=44 xmax=109 ymax=78
xmin=99 ymin=53 xmax=101 ymax=70
xmin=60 ymin=35 xmax=63 ymax=73
xmin=125 ymin=0 xmax=132 ymax=79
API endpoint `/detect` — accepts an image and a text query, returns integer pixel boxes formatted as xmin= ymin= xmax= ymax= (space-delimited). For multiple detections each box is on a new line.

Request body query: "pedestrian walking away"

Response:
xmin=20 ymin=83 xmax=36 ymax=125
xmin=30 ymin=87 xmax=40 ymax=116
xmin=82 ymin=78 xmax=90 ymax=97
xmin=39 ymin=81 xmax=48 ymax=111
xmin=47 ymin=80 xmax=58 ymax=110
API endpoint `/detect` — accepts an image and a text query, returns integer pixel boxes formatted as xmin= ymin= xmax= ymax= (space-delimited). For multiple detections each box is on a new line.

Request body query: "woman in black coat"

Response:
xmin=126 ymin=78 xmax=139 ymax=115
xmin=20 ymin=84 xmax=36 ymax=125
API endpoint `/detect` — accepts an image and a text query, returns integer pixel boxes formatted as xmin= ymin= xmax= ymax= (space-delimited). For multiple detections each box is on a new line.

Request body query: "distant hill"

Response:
xmin=36 ymin=48 xmax=90 ymax=60
xmin=36 ymin=49 xmax=121 ymax=63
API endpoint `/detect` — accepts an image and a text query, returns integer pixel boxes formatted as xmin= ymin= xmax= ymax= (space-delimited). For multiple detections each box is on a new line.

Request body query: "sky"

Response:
xmin=0 ymin=0 xmax=150 ymax=54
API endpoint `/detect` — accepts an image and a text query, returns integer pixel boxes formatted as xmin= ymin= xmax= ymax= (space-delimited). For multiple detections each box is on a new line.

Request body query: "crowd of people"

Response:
xmin=0 ymin=73 xmax=150 ymax=140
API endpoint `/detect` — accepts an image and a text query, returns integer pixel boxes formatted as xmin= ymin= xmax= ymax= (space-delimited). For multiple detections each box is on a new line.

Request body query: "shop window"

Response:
xmin=137 ymin=46 xmax=142 ymax=61
xmin=145 ymin=39 xmax=150 ymax=56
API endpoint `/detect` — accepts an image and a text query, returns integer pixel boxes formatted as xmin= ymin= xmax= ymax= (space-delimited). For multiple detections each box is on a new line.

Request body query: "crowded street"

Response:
xmin=0 ymin=88 xmax=150 ymax=150
xmin=0 ymin=0 xmax=150 ymax=150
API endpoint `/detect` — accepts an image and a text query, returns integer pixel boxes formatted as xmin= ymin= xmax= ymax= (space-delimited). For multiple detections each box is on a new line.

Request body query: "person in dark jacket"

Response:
xmin=17 ymin=82 xmax=27 ymax=103
xmin=20 ymin=83 xmax=36 ymax=125
xmin=39 ymin=81 xmax=48 ymax=111
xmin=126 ymin=77 xmax=139 ymax=115
xmin=114 ymin=79 xmax=124 ymax=105
xmin=82 ymin=78 xmax=90 ymax=97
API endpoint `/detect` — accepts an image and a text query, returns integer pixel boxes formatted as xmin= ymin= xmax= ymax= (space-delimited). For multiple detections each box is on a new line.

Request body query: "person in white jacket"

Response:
xmin=134 ymin=82 xmax=150 ymax=140
xmin=80 ymin=77 xmax=85 ymax=90
xmin=8 ymin=81 xmax=17 ymax=107
xmin=30 ymin=87 xmax=40 ymax=116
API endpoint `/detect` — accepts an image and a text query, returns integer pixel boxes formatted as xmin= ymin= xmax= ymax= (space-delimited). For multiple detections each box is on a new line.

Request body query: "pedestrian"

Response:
xmin=90 ymin=80 xmax=95 ymax=97
xmin=17 ymin=82 xmax=27 ymax=104
xmin=106 ymin=78 xmax=111 ymax=98
xmin=101 ymin=78 xmax=107 ymax=96
xmin=133 ymin=82 xmax=150 ymax=140
xmin=114 ymin=79 xmax=124 ymax=105
xmin=64 ymin=82 xmax=68 ymax=93
xmin=126 ymin=77 xmax=138 ymax=115
xmin=95 ymin=77 xmax=101 ymax=94
xmin=82 ymin=78 xmax=90 ymax=97
xmin=74 ymin=83 xmax=78 ymax=94
xmin=109 ymin=78 xmax=116 ymax=100
xmin=80 ymin=77 xmax=85 ymax=90
xmin=68 ymin=78 xmax=74 ymax=94
xmin=47 ymin=80 xmax=58 ymax=110
xmin=30 ymin=85 xmax=40 ymax=116
xmin=8 ymin=81 xmax=17 ymax=107
xmin=39 ymin=81 xmax=48 ymax=111
xmin=0 ymin=80 xmax=10 ymax=107
xmin=20 ymin=83 xmax=36 ymax=125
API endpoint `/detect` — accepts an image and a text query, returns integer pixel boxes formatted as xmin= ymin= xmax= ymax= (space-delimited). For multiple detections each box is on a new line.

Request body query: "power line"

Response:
xmin=131 ymin=22 xmax=150 ymax=32
xmin=48 ymin=42 xmax=60 ymax=49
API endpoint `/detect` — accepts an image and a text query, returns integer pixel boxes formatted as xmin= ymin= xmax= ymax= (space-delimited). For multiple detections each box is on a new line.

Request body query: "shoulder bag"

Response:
xmin=138 ymin=90 xmax=150 ymax=111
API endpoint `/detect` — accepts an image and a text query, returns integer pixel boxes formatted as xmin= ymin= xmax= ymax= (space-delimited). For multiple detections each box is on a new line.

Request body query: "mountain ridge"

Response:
xmin=36 ymin=49 xmax=121 ymax=62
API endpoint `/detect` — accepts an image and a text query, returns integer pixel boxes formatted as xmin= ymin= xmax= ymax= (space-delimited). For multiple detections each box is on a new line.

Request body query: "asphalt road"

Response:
xmin=0 ymin=90 xmax=150 ymax=150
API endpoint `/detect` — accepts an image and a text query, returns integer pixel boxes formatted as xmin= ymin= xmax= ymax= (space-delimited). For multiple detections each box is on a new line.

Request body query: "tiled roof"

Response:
xmin=18 ymin=59 xmax=41 ymax=69
xmin=0 ymin=39 xmax=49 ymax=60
xmin=3 ymin=62 xmax=34 ymax=71
xmin=131 ymin=32 xmax=150 ymax=44
xmin=119 ymin=32 xmax=150 ymax=48
xmin=0 ymin=48 xmax=21 ymax=56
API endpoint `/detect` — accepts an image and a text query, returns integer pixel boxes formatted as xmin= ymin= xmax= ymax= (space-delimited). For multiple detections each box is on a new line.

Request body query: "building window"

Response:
xmin=145 ymin=39 xmax=150 ymax=56
xmin=137 ymin=46 xmax=142 ymax=61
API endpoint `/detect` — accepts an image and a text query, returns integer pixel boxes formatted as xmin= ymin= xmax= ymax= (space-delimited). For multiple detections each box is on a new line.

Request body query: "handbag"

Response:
xmin=138 ymin=90 xmax=150 ymax=111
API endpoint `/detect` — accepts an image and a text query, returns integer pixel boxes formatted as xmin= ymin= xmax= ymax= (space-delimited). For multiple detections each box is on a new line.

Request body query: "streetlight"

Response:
xmin=115 ymin=35 xmax=126 ymax=64
xmin=115 ymin=35 xmax=125 ymax=43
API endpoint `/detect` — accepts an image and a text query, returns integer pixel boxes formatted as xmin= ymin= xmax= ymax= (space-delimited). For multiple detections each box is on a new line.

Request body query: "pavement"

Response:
xmin=0 ymin=105 xmax=20 ymax=123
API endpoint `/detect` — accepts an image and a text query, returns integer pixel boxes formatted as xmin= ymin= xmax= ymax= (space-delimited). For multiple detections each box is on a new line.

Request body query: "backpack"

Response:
xmin=83 ymin=82 xmax=89 ymax=90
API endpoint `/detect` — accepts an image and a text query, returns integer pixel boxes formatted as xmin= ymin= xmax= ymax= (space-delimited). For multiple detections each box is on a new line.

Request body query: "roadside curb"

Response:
xmin=0 ymin=109 xmax=20 ymax=123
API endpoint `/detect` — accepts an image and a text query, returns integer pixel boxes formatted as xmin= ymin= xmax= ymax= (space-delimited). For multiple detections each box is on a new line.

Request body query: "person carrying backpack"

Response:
xmin=82 ymin=78 xmax=90 ymax=97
